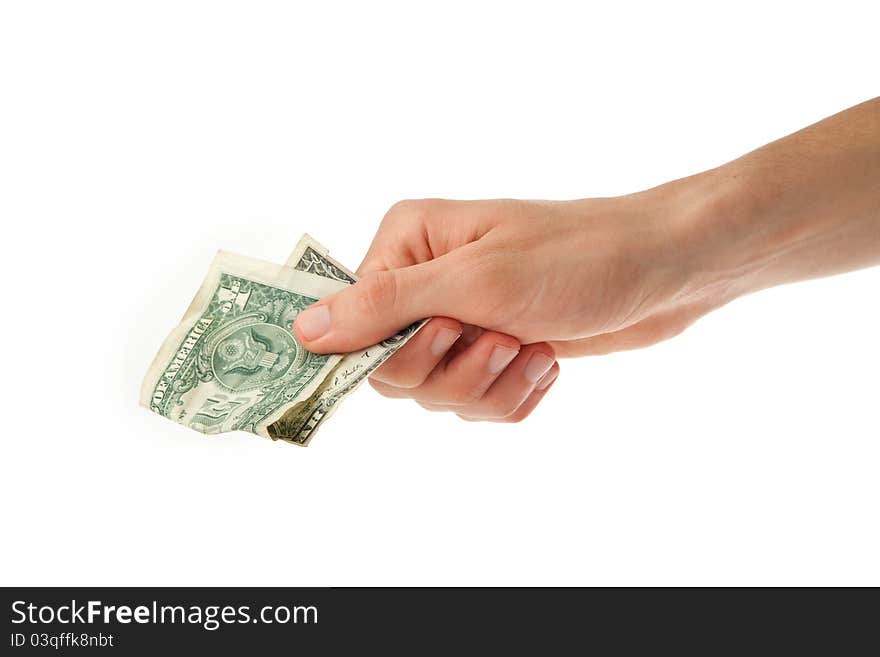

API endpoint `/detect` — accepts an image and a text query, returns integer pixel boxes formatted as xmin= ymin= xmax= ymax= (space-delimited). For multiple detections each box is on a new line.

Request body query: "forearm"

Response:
xmin=678 ymin=98 xmax=880 ymax=302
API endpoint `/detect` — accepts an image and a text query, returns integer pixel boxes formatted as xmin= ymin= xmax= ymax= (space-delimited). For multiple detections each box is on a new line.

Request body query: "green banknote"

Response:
xmin=140 ymin=236 xmax=425 ymax=446
xmin=270 ymin=236 xmax=426 ymax=442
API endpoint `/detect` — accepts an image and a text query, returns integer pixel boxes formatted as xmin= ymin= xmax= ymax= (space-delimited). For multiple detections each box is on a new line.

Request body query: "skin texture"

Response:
xmin=294 ymin=98 xmax=880 ymax=422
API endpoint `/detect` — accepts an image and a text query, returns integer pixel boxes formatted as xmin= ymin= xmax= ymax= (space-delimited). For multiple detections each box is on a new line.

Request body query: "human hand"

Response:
xmin=292 ymin=98 xmax=880 ymax=423
xmin=292 ymin=183 xmax=721 ymax=422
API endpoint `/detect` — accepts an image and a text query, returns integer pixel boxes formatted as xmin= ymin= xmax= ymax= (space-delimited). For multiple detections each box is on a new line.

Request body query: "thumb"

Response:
xmin=292 ymin=259 xmax=454 ymax=353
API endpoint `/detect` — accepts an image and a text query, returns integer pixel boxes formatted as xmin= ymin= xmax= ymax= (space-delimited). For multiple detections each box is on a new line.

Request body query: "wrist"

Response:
xmin=657 ymin=165 xmax=788 ymax=308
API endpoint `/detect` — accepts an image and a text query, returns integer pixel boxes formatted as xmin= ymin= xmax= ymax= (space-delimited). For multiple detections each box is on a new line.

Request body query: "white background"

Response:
xmin=1 ymin=1 xmax=878 ymax=586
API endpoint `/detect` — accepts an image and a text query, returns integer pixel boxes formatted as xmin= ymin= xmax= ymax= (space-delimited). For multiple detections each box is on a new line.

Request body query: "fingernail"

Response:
xmin=535 ymin=368 xmax=558 ymax=391
xmin=430 ymin=328 xmax=461 ymax=356
xmin=296 ymin=304 xmax=330 ymax=341
xmin=524 ymin=353 xmax=555 ymax=383
xmin=487 ymin=345 xmax=519 ymax=374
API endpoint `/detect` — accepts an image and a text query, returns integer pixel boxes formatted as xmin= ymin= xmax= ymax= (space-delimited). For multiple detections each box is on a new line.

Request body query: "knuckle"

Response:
xmin=485 ymin=396 xmax=520 ymax=418
xmin=368 ymin=378 xmax=402 ymax=399
xmin=384 ymin=199 xmax=436 ymax=225
xmin=446 ymin=386 xmax=482 ymax=406
xmin=397 ymin=372 xmax=430 ymax=389
xmin=355 ymin=270 xmax=399 ymax=317
xmin=381 ymin=367 xmax=427 ymax=390
xmin=373 ymin=354 xmax=429 ymax=389
xmin=373 ymin=386 xmax=394 ymax=399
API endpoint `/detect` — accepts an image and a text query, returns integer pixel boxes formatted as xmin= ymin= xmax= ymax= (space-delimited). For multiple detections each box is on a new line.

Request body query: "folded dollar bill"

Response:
xmin=140 ymin=235 xmax=424 ymax=446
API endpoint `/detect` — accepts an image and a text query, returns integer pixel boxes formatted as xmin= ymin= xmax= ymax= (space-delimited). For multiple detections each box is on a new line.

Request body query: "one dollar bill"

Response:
xmin=140 ymin=235 xmax=425 ymax=446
